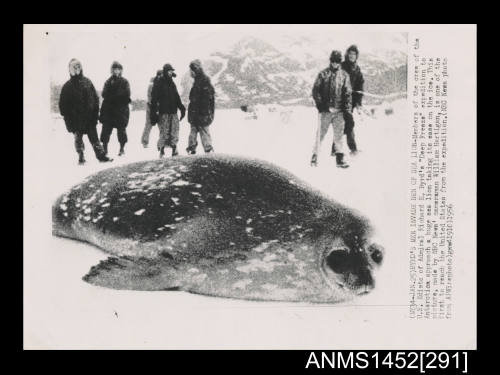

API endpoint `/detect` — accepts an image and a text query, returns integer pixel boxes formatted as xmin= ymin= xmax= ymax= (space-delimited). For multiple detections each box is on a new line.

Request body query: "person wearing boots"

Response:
xmin=186 ymin=59 xmax=215 ymax=155
xmin=58 ymin=58 xmax=113 ymax=165
xmin=99 ymin=61 xmax=131 ymax=156
xmin=141 ymin=69 xmax=163 ymax=148
xmin=150 ymin=63 xmax=186 ymax=158
xmin=311 ymin=50 xmax=352 ymax=168
xmin=331 ymin=44 xmax=364 ymax=156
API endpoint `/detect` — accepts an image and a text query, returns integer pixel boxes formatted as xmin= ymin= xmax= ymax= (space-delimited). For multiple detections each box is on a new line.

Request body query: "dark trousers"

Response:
xmin=100 ymin=123 xmax=128 ymax=145
xmin=74 ymin=127 xmax=106 ymax=159
xmin=343 ymin=111 xmax=357 ymax=152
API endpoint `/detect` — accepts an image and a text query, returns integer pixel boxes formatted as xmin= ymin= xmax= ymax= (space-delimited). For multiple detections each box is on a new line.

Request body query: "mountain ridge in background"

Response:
xmin=51 ymin=35 xmax=407 ymax=113
xmin=180 ymin=36 xmax=407 ymax=108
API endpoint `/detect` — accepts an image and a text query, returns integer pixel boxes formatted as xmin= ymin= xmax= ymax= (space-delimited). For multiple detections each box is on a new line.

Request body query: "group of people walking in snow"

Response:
xmin=59 ymin=58 xmax=215 ymax=165
xmin=58 ymin=44 xmax=364 ymax=169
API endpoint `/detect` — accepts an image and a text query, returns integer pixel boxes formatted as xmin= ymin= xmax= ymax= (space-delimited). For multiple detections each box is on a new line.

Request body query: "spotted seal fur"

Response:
xmin=52 ymin=154 xmax=384 ymax=303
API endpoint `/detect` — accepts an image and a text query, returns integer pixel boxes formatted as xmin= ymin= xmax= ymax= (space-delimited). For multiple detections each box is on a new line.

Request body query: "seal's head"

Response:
xmin=311 ymin=215 xmax=385 ymax=296
xmin=322 ymin=242 xmax=384 ymax=295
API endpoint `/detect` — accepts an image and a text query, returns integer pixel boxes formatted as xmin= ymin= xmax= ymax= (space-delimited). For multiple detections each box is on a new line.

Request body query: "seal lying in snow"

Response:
xmin=52 ymin=154 xmax=384 ymax=303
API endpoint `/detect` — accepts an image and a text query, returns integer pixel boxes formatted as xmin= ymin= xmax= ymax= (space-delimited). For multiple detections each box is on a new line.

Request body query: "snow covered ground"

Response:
xmin=26 ymin=99 xmax=423 ymax=349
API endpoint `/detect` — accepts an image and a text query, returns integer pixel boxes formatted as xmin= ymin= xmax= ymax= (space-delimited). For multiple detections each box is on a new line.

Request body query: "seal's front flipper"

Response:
xmin=83 ymin=255 xmax=182 ymax=291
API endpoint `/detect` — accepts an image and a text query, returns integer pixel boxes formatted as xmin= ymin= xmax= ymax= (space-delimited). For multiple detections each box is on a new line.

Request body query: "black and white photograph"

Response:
xmin=23 ymin=24 xmax=476 ymax=350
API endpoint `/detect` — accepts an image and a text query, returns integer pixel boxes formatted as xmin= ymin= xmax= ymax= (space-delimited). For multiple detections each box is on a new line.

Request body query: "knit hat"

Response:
xmin=111 ymin=61 xmax=123 ymax=73
xmin=329 ymin=50 xmax=342 ymax=64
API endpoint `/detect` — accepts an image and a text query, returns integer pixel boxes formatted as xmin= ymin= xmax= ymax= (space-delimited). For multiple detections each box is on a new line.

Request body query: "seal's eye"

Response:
xmin=367 ymin=243 xmax=384 ymax=265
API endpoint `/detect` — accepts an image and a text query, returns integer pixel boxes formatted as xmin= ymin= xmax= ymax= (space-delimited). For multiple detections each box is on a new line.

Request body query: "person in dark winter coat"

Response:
xmin=141 ymin=69 xmax=163 ymax=148
xmin=311 ymin=50 xmax=352 ymax=168
xmin=150 ymin=63 xmax=186 ymax=158
xmin=58 ymin=58 xmax=112 ymax=165
xmin=186 ymin=59 xmax=215 ymax=154
xmin=332 ymin=44 xmax=364 ymax=155
xmin=99 ymin=61 xmax=131 ymax=156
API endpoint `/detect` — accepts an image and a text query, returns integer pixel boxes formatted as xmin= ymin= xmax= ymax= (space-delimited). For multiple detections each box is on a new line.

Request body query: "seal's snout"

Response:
xmin=324 ymin=247 xmax=376 ymax=293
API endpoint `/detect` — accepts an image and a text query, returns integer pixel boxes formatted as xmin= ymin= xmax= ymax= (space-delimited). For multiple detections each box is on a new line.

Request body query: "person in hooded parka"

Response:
xmin=99 ymin=61 xmax=132 ymax=156
xmin=186 ymin=59 xmax=215 ymax=155
xmin=150 ymin=63 xmax=186 ymax=158
xmin=58 ymin=58 xmax=113 ymax=165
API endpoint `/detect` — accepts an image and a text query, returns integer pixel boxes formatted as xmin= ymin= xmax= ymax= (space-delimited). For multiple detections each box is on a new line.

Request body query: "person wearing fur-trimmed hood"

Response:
xmin=99 ymin=61 xmax=131 ymax=157
xmin=58 ymin=58 xmax=113 ymax=165
xmin=186 ymin=59 xmax=215 ymax=154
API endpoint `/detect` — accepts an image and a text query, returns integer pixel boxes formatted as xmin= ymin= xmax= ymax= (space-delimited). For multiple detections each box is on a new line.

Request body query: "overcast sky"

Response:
xmin=47 ymin=25 xmax=407 ymax=99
